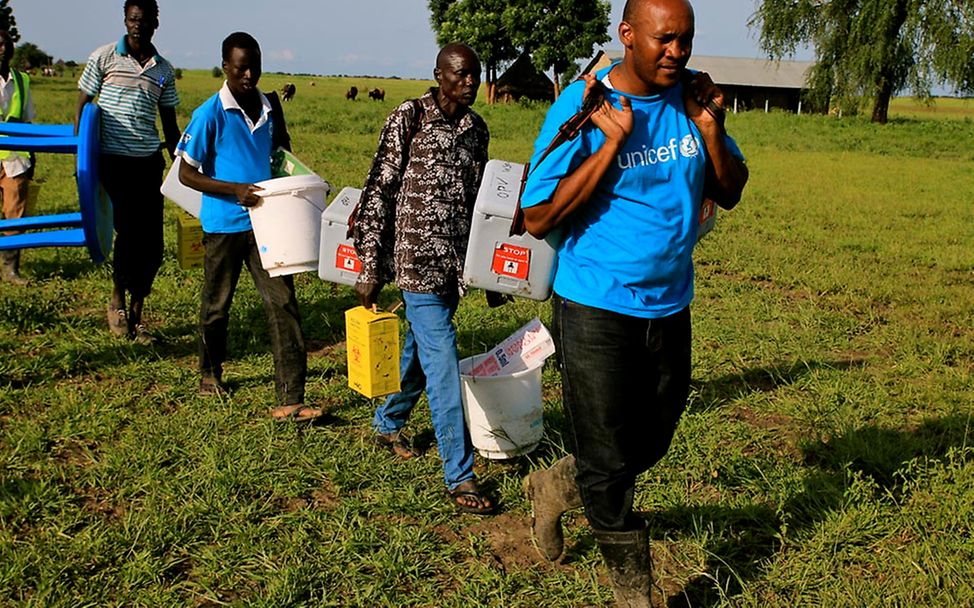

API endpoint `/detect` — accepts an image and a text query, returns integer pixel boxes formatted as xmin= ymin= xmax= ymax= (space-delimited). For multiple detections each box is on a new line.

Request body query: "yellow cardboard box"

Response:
xmin=176 ymin=209 xmax=205 ymax=270
xmin=345 ymin=306 xmax=400 ymax=398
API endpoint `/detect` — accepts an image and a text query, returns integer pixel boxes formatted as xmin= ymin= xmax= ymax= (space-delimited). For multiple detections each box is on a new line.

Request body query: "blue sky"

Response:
xmin=14 ymin=0 xmax=798 ymax=78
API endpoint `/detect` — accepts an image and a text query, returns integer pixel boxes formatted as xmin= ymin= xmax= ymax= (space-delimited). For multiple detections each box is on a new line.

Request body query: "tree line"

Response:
xmin=428 ymin=0 xmax=612 ymax=103
xmin=2 ymin=0 xmax=972 ymax=121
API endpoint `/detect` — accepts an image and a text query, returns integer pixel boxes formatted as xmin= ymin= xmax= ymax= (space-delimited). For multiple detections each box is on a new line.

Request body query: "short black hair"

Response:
xmin=124 ymin=0 xmax=159 ymax=22
xmin=222 ymin=32 xmax=260 ymax=62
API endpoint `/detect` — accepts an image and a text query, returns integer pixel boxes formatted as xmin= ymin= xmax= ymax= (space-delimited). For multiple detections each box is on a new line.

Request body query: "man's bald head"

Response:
xmin=436 ymin=43 xmax=479 ymax=73
xmin=623 ymin=0 xmax=694 ymax=25
xmin=433 ymin=42 xmax=482 ymax=115
xmin=615 ymin=0 xmax=695 ymax=96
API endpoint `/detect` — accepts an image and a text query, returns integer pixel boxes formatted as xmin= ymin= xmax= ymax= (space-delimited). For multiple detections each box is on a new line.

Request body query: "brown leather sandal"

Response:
xmin=448 ymin=481 xmax=496 ymax=515
xmin=271 ymin=404 xmax=322 ymax=424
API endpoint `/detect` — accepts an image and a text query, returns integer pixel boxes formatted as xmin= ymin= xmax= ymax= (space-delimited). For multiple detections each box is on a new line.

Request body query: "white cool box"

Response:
xmin=462 ymin=160 xmax=559 ymax=301
xmin=318 ymin=187 xmax=363 ymax=286
xmin=315 ymin=161 xmax=559 ymax=300
xmin=312 ymin=158 xmax=715 ymax=295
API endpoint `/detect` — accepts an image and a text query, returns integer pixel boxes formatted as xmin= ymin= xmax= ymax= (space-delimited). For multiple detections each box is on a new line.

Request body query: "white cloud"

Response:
xmin=270 ymin=49 xmax=296 ymax=61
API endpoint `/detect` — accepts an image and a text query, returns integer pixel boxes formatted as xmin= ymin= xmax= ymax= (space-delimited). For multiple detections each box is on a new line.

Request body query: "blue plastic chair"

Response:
xmin=0 ymin=103 xmax=112 ymax=263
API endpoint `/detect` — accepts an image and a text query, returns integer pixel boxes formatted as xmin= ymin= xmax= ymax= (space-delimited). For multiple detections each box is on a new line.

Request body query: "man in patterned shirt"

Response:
xmin=75 ymin=0 xmax=180 ymax=344
xmin=352 ymin=43 xmax=494 ymax=515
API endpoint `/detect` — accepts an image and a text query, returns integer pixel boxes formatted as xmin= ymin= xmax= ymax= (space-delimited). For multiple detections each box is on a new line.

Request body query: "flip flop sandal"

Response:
xmin=272 ymin=404 xmax=322 ymax=424
xmin=373 ymin=432 xmax=421 ymax=459
xmin=448 ymin=487 xmax=497 ymax=515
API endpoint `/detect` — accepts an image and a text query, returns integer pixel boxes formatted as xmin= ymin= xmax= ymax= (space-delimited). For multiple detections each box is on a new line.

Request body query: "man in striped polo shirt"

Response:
xmin=75 ymin=0 xmax=180 ymax=344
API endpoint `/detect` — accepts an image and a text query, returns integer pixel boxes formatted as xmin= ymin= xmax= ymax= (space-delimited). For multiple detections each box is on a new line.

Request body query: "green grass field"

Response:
xmin=1 ymin=70 xmax=972 ymax=607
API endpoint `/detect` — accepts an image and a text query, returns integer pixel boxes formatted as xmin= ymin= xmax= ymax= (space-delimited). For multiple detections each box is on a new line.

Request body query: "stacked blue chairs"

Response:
xmin=0 ymin=103 xmax=112 ymax=263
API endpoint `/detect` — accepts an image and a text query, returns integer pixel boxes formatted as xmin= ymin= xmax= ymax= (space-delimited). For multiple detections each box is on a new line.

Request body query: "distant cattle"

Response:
xmin=368 ymin=87 xmax=385 ymax=101
xmin=345 ymin=86 xmax=358 ymax=101
xmin=281 ymin=83 xmax=296 ymax=102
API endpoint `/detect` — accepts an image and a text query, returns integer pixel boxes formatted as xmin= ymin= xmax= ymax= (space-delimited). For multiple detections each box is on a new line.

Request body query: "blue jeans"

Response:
xmin=372 ymin=290 xmax=475 ymax=491
xmin=552 ymin=294 xmax=691 ymax=532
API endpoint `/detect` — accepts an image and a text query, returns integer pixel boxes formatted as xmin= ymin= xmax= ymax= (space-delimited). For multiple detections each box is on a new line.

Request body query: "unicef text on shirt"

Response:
xmin=616 ymin=135 xmax=701 ymax=170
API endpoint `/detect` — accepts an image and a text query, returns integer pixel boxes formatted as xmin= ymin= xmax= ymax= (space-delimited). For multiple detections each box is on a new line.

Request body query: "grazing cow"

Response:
xmin=368 ymin=87 xmax=385 ymax=101
xmin=281 ymin=83 xmax=296 ymax=102
xmin=345 ymin=86 xmax=358 ymax=101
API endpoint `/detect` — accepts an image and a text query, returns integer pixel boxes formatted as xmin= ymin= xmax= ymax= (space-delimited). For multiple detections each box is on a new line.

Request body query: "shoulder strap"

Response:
xmin=347 ymin=98 xmax=425 ymax=239
xmin=265 ymin=90 xmax=291 ymax=152
xmin=509 ymin=81 xmax=605 ymax=236
xmin=401 ymin=98 xmax=424 ymax=169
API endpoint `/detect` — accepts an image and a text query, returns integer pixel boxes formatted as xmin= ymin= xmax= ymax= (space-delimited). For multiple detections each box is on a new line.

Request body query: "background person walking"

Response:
xmin=75 ymin=0 xmax=180 ymax=343
xmin=0 ymin=29 xmax=36 ymax=286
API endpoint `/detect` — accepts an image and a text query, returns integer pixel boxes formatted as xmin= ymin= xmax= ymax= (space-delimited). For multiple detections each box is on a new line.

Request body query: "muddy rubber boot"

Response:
xmin=0 ymin=250 xmax=27 ymax=286
xmin=522 ymin=454 xmax=582 ymax=560
xmin=594 ymin=524 xmax=654 ymax=608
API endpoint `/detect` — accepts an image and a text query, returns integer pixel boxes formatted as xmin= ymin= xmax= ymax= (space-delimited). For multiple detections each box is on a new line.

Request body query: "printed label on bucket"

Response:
xmin=469 ymin=317 xmax=555 ymax=377
xmin=491 ymin=242 xmax=530 ymax=280
xmin=336 ymin=244 xmax=362 ymax=273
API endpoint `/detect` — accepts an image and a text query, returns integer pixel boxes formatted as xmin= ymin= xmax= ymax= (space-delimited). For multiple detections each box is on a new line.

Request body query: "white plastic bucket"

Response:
xmin=459 ymin=355 xmax=544 ymax=460
xmin=250 ymin=174 xmax=329 ymax=277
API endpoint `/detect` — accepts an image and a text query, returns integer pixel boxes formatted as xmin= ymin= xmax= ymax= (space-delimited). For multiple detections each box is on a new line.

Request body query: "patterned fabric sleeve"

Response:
xmin=353 ymin=101 xmax=418 ymax=285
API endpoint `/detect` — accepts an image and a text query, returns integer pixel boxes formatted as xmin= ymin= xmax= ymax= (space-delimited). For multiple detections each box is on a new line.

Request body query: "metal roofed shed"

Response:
xmin=581 ymin=51 xmax=821 ymax=114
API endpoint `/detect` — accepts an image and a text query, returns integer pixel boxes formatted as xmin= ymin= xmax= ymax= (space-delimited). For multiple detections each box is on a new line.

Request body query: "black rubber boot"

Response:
xmin=522 ymin=454 xmax=582 ymax=560
xmin=0 ymin=250 xmax=26 ymax=286
xmin=594 ymin=524 xmax=654 ymax=608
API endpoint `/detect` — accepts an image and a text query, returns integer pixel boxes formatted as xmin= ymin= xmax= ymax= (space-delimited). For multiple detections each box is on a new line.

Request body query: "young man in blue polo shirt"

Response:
xmin=76 ymin=0 xmax=180 ymax=343
xmin=176 ymin=32 xmax=319 ymax=424
xmin=519 ymin=0 xmax=749 ymax=604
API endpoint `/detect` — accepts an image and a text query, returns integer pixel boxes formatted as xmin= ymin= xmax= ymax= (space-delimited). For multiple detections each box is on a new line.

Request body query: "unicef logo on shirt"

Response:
xmin=679 ymin=134 xmax=699 ymax=158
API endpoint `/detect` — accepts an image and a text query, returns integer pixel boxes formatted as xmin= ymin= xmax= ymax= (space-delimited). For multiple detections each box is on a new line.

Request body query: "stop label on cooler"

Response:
xmin=336 ymin=244 xmax=362 ymax=273
xmin=491 ymin=242 xmax=530 ymax=280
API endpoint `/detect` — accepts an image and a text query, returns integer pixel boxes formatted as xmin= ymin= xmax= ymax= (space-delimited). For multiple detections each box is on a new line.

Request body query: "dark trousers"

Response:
xmin=199 ymin=230 xmax=307 ymax=405
xmin=99 ymin=152 xmax=165 ymax=299
xmin=552 ymin=294 xmax=691 ymax=532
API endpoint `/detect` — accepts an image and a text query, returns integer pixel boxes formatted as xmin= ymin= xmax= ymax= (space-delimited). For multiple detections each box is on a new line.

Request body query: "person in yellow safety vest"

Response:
xmin=0 ymin=30 xmax=36 ymax=286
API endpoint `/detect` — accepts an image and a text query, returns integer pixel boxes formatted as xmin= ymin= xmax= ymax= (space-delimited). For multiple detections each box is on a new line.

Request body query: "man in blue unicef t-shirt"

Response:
xmin=518 ymin=0 xmax=749 ymax=603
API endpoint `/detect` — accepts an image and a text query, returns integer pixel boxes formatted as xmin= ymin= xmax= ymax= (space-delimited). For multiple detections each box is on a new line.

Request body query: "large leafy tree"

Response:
xmin=429 ymin=0 xmax=611 ymax=103
xmin=13 ymin=43 xmax=52 ymax=70
xmin=430 ymin=0 xmax=519 ymax=104
xmin=751 ymin=0 xmax=974 ymax=123
xmin=0 ymin=0 xmax=19 ymax=42
xmin=506 ymin=0 xmax=611 ymax=98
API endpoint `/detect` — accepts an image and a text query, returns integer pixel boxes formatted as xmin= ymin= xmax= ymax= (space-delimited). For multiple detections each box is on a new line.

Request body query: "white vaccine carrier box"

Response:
xmin=463 ymin=160 xmax=559 ymax=301
xmin=318 ymin=187 xmax=363 ymax=286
